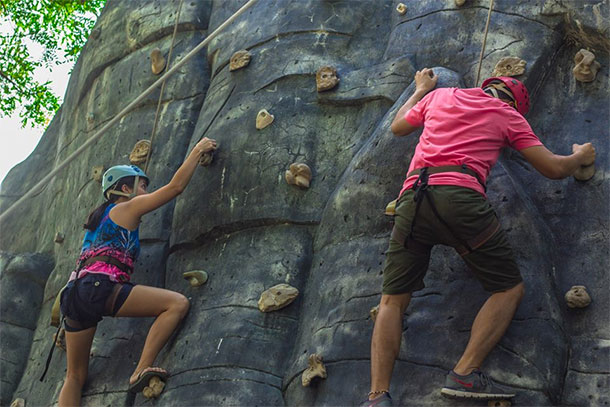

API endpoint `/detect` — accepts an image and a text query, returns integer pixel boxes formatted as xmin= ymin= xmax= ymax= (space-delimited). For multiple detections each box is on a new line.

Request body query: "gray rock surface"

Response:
xmin=0 ymin=252 xmax=53 ymax=406
xmin=0 ymin=0 xmax=608 ymax=406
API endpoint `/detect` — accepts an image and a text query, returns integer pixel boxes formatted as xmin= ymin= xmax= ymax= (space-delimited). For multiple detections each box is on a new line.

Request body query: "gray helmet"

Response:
xmin=102 ymin=165 xmax=149 ymax=199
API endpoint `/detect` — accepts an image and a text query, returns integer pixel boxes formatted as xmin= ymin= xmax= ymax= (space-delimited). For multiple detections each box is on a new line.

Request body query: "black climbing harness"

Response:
xmin=391 ymin=164 xmax=500 ymax=257
xmin=40 ymin=256 xmax=132 ymax=382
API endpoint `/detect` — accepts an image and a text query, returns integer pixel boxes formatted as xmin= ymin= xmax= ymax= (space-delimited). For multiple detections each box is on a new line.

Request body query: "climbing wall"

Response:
xmin=0 ymin=1 xmax=608 ymax=406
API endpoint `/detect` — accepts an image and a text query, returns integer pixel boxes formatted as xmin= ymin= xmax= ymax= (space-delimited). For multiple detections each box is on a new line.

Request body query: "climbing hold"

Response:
xmin=150 ymin=48 xmax=166 ymax=75
xmin=89 ymin=27 xmax=101 ymax=40
xmin=385 ymin=199 xmax=397 ymax=216
xmin=92 ymin=166 xmax=104 ymax=182
xmin=492 ymin=57 xmax=527 ymax=77
xmin=54 ymin=327 xmax=66 ymax=351
xmin=573 ymin=163 xmax=595 ymax=181
xmin=256 ymin=109 xmax=274 ymax=130
xmin=370 ymin=305 xmax=379 ymax=322
xmin=302 ymin=353 xmax=327 ymax=386
xmin=565 ymin=285 xmax=591 ymax=308
xmin=258 ymin=283 xmax=299 ymax=312
xmin=229 ymin=49 xmax=252 ymax=71
xmin=285 ymin=163 xmax=312 ymax=189
xmin=10 ymin=399 xmax=25 ymax=407
xmin=455 ymin=0 xmax=466 ymax=6
xmin=396 ymin=3 xmax=407 ymax=15
xmin=316 ymin=66 xmax=339 ymax=92
xmin=183 ymin=270 xmax=208 ymax=287
xmin=142 ymin=375 xmax=165 ymax=399
xmin=573 ymin=49 xmax=600 ymax=83
xmin=488 ymin=400 xmax=511 ymax=407
xmin=129 ymin=140 xmax=152 ymax=166
xmin=200 ymin=152 xmax=214 ymax=167
xmin=87 ymin=113 xmax=95 ymax=124
xmin=54 ymin=232 xmax=65 ymax=244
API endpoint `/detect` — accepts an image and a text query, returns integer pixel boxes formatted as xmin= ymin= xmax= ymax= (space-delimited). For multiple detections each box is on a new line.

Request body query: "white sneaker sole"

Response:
xmin=441 ymin=387 xmax=515 ymax=399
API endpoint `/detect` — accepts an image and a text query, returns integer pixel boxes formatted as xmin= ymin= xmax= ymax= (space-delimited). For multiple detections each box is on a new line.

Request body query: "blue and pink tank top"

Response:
xmin=71 ymin=203 xmax=140 ymax=282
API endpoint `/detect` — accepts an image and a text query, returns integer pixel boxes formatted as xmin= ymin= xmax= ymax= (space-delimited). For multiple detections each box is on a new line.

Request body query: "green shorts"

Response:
xmin=382 ymin=185 xmax=522 ymax=294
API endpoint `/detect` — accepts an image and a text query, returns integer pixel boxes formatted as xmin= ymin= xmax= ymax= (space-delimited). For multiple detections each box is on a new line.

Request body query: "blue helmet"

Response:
xmin=102 ymin=165 xmax=149 ymax=199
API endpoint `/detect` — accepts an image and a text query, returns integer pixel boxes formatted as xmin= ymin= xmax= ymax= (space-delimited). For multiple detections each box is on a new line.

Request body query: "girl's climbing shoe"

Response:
xmin=441 ymin=369 xmax=515 ymax=399
xmin=128 ymin=367 xmax=168 ymax=393
xmin=360 ymin=392 xmax=393 ymax=407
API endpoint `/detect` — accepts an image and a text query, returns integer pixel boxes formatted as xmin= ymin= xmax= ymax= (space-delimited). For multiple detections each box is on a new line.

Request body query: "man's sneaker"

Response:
xmin=360 ymin=392 xmax=393 ymax=407
xmin=440 ymin=370 xmax=516 ymax=399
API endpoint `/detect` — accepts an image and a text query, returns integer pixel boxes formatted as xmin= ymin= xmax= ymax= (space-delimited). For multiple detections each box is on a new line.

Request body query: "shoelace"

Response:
xmin=476 ymin=370 xmax=491 ymax=387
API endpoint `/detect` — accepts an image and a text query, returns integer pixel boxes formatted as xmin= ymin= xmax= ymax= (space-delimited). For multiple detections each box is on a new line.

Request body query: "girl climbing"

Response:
xmin=58 ymin=137 xmax=217 ymax=406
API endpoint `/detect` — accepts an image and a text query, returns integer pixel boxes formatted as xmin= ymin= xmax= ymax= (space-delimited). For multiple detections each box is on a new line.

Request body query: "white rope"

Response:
xmin=475 ymin=0 xmax=494 ymax=86
xmin=0 ymin=0 xmax=258 ymax=224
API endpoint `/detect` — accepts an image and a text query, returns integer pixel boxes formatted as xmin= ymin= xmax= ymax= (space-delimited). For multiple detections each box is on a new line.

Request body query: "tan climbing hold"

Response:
xmin=258 ymin=283 xmax=299 ymax=312
xmin=565 ymin=285 xmax=591 ymax=308
xmin=229 ymin=50 xmax=252 ymax=71
xmin=54 ymin=327 xmax=66 ymax=351
xmin=142 ymin=375 xmax=165 ymax=399
xmin=396 ymin=3 xmax=407 ymax=15
xmin=200 ymin=151 xmax=214 ymax=167
xmin=302 ymin=353 xmax=327 ymax=386
xmin=151 ymin=48 xmax=166 ymax=75
xmin=488 ymin=400 xmax=511 ymax=407
xmin=86 ymin=113 xmax=95 ymax=124
xmin=573 ymin=49 xmax=600 ymax=83
xmin=285 ymin=163 xmax=312 ymax=189
xmin=574 ymin=163 xmax=595 ymax=181
xmin=385 ymin=199 xmax=397 ymax=216
xmin=370 ymin=305 xmax=379 ymax=322
xmin=455 ymin=0 xmax=466 ymax=6
xmin=256 ymin=109 xmax=274 ymax=130
xmin=129 ymin=140 xmax=152 ymax=166
xmin=492 ymin=57 xmax=527 ymax=77
xmin=183 ymin=270 xmax=208 ymax=287
xmin=54 ymin=232 xmax=65 ymax=244
xmin=316 ymin=66 xmax=339 ymax=92
xmin=92 ymin=166 xmax=104 ymax=182
xmin=10 ymin=399 xmax=25 ymax=407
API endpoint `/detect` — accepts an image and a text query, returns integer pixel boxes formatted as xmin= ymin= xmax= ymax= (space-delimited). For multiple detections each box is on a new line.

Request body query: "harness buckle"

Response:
xmin=413 ymin=167 xmax=430 ymax=202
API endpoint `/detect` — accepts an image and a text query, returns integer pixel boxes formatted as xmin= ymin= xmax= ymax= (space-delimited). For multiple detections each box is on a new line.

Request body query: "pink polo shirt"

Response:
xmin=400 ymin=87 xmax=542 ymax=197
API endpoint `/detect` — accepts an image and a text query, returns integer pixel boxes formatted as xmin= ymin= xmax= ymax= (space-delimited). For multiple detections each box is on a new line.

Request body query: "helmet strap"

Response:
xmin=106 ymin=176 xmax=140 ymax=200
xmin=484 ymin=83 xmax=517 ymax=110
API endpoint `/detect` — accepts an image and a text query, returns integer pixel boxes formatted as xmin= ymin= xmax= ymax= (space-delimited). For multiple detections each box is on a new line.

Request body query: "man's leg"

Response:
xmin=370 ymin=292 xmax=411 ymax=399
xmin=453 ymin=282 xmax=525 ymax=375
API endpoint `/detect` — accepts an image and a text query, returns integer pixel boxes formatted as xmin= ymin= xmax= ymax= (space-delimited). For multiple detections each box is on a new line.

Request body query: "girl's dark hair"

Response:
xmin=83 ymin=176 xmax=138 ymax=231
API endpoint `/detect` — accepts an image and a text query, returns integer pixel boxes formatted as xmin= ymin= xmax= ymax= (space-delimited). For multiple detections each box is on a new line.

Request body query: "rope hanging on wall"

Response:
xmin=0 ymin=0 xmax=259 ymax=224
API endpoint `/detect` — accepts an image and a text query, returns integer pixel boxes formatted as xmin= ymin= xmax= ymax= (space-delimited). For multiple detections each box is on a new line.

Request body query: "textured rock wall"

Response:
xmin=0 ymin=1 xmax=608 ymax=406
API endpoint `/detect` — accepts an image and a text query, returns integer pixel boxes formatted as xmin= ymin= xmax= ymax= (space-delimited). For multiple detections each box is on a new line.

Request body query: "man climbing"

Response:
xmin=363 ymin=68 xmax=596 ymax=406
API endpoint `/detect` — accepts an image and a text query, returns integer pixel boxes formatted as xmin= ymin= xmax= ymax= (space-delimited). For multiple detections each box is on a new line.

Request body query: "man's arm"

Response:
xmin=519 ymin=143 xmax=596 ymax=179
xmin=390 ymin=68 xmax=438 ymax=137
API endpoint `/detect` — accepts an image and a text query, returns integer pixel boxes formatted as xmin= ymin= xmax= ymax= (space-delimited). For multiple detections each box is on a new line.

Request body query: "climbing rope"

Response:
xmin=0 ymin=0 xmax=258 ymax=224
xmin=144 ymin=0 xmax=184 ymax=174
xmin=475 ymin=0 xmax=495 ymax=86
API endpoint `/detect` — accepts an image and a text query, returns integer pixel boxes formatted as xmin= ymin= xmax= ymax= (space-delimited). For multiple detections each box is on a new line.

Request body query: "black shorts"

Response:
xmin=60 ymin=273 xmax=134 ymax=332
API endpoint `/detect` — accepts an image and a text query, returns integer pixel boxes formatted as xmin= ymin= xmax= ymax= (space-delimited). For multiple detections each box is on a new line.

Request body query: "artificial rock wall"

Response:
xmin=0 ymin=1 xmax=608 ymax=406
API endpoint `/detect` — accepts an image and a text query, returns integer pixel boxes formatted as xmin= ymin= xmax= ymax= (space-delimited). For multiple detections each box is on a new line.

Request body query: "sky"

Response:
xmin=0 ymin=24 xmax=73 ymax=187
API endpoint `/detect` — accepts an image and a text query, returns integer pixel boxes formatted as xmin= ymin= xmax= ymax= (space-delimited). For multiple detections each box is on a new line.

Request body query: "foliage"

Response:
xmin=0 ymin=0 xmax=106 ymax=127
